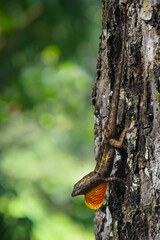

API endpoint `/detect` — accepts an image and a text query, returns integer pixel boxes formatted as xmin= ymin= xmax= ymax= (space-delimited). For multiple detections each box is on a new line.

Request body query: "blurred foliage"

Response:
xmin=0 ymin=0 xmax=101 ymax=239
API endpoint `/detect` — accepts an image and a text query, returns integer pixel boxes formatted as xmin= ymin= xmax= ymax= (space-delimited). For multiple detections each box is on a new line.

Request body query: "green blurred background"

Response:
xmin=0 ymin=1 xmax=101 ymax=239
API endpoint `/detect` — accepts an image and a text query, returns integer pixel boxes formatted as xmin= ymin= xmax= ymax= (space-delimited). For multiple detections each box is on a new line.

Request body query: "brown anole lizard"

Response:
xmin=71 ymin=4 xmax=134 ymax=209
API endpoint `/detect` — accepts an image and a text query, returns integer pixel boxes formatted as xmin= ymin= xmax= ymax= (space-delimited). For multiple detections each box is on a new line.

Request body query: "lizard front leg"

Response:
xmin=109 ymin=126 xmax=134 ymax=148
xmin=102 ymin=176 xmax=126 ymax=186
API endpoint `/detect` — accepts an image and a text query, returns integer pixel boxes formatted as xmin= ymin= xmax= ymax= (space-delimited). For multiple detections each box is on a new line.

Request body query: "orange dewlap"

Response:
xmin=84 ymin=182 xmax=108 ymax=210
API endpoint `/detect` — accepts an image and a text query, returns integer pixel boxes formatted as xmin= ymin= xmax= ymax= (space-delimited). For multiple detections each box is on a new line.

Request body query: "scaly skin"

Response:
xmin=71 ymin=4 xmax=132 ymax=201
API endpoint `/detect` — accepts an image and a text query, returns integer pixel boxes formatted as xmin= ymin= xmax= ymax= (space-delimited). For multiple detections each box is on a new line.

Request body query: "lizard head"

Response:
xmin=72 ymin=176 xmax=108 ymax=210
xmin=71 ymin=171 xmax=104 ymax=197
xmin=71 ymin=177 xmax=89 ymax=197
xmin=71 ymin=171 xmax=97 ymax=197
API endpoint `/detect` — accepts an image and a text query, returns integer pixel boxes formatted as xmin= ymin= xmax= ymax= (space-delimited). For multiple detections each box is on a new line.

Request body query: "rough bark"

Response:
xmin=93 ymin=0 xmax=160 ymax=239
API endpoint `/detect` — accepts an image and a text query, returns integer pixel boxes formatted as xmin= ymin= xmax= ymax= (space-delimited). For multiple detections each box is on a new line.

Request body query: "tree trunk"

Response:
xmin=93 ymin=0 xmax=160 ymax=239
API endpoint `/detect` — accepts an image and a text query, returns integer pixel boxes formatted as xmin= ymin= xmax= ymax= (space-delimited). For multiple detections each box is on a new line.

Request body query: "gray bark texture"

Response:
xmin=92 ymin=0 xmax=160 ymax=239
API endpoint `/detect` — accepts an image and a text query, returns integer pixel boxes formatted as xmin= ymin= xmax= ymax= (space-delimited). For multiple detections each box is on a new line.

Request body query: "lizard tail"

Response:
xmin=106 ymin=5 xmax=127 ymax=135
